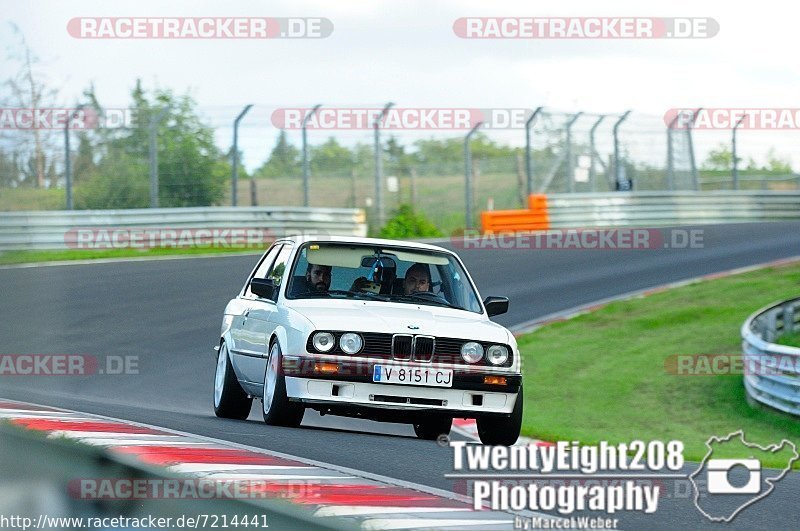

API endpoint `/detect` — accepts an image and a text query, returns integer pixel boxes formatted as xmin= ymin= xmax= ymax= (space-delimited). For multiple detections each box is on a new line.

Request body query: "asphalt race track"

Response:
xmin=1 ymin=222 xmax=799 ymax=529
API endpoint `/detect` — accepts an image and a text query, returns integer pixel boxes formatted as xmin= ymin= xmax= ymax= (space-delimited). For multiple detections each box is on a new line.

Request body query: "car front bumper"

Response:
xmin=282 ymin=355 xmax=520 ymax=416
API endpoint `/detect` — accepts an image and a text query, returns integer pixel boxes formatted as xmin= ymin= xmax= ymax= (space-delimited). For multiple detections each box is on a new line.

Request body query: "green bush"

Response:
xmin=74 ymin=152 xmax=149 ymax=209
xmin=378 ymin=204 xmax=443 ymax=239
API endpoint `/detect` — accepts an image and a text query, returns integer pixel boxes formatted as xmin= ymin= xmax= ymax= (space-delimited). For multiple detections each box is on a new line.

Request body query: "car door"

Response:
xmin=229 ymin=243 xmax=282 ymax=391
xmin=236 ymin=243 xmax=293 ymax=389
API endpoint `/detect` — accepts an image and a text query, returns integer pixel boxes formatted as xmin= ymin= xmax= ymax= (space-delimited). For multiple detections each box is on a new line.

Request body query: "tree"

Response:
xmin=385 ymin=135 xmax=414 ymax=176
xmin=765 ymin=149 xmax=792 ymax=174
xmin=310 ymin=137 xmax=353 ymax=177
xmin=254 ymin=131 xmax=300 ymax=178
xmin=74 ymin=80 xmax=229 ymax=208
xmin=0 ymin=149 xmax=18 ymax=187
xmin=408 ymin=133 xmax=519 ymax=176
xmin=74 ymin=151 xmax=149 ymax=209
xmin=72 ymin=132 xmax=96 ymax=183
xmin=702 ymin=144 xmax=733 ymax=171
xmin=351 ymin=143 xmax=374 ymax=176
xmin=3 ymin=24 xmax=60 ymax=188
xmin=154 ymin=91 xmax=228 ymax=206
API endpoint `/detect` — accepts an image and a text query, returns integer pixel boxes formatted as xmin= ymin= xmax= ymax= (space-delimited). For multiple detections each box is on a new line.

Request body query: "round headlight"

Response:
xmin=339 ymin=333 xmax=363 ymax=354
xmin=486 ymin=345 xmax=509 ymax=366
xmin=312 ymin=332 xmax=335 ymax=352
xmin=461 ymin=341 xmax=484 ymax=363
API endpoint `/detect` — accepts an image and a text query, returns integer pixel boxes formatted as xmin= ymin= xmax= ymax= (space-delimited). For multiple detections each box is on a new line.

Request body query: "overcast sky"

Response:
xmin=3 ymin=0 xmax=799 ymax=170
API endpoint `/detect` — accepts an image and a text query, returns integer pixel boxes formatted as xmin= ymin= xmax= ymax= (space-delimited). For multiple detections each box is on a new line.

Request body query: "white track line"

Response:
xmin=361 ymin=518 xmax=514 ymax=530
xmin=315 ymin=506 xmax=471 ymax=517
xmin=0 ymin=251 xmax=260 ymax=270
xmin=167 ymin=463 xmax=314 ymax=474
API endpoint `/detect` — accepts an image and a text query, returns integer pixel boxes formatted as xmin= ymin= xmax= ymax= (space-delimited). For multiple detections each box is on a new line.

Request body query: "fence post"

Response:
xmin=565 ymin=112 xmax=583 ymax=193
xmin=612 ymin=111 xmax=632 ymax=191
xmin=687 ymin=107 xmax=703 ymax=191
xmin=525 ymin=106 xmax=543 ymax=196
xmin=302 ymin=104 xmax=322 ymax=208
xmin=732 ymin=114 xmax=747 ymax=190
xmin=63 ymin=105 xmax=86 ymax=210
xmin=589 ymin=115 xmax=605 ymax=192
xmin=464 ymin=122 xmax=483 ymax=230
xmin=410 ymin=167 xmax=418 ymax=207
xmin=666 ymin=113 xmax=681 ymax=190
xmin=231 ymin=104 xmax=253 ymax=207
xmin=250 ymin=178 xmax=258 ymax=206
xmin=373 ymin=102 xmax=395 ymax=227
xmin=149 ymin=107 xmax=169 ymax=208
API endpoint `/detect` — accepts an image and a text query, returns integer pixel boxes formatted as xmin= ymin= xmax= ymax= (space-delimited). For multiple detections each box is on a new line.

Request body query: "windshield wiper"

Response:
xmin=389 ymin=293 xmax=463 ymax=311
xmin=308 ymin=289 xmax=390 ymax=301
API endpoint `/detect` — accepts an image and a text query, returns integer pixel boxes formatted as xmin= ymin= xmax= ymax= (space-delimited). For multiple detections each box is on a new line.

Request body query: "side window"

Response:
xmin=244 ymin=244 xmax=282 ymax=298
xmin=430 ymin=267 xmax=443 ymax=295
xmin=265 ymin=245 xmax=293 ymax=300
xmin=287 ymin=247 xmax=309 ymax=298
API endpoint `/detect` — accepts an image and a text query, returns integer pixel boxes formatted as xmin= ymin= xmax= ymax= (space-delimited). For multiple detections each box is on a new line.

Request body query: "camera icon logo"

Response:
xmin=690 ymin=430 xmax=798 ymax=522
xmin=706 ymin=458 xmax=761 ymax=494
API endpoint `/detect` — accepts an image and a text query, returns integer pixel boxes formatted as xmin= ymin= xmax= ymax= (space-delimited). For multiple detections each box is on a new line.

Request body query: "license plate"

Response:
xmin=372 ymin=365 xmax=453 ymax=388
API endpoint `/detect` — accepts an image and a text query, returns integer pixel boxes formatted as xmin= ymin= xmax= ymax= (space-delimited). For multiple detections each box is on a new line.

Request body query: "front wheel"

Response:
xmin=477 ymin=386 xmax=523 ymax=446
xmin=262 ymin=341 xmax=305 ymax=427
xmin=213 ymin=341 xmax=253 ymax=420
xmin=413 ymin=416 xmax=452 ymax=440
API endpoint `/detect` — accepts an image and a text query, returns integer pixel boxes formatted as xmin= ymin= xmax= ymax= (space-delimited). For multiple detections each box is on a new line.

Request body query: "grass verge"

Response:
xmin=0 ymin=246 xmax=261 ymax=266
xmin=776 ymin=332 xmax=800 ymax=348
xmin=517 ymin=262 xmax=800 ymax=468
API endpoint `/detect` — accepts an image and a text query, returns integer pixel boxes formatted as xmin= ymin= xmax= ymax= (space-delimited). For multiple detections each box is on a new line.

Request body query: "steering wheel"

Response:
xmin=410 ymin=290 xmax=449 ymax=303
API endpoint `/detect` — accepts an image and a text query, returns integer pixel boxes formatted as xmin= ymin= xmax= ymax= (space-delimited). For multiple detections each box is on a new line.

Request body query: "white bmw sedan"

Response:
xmin=213 ymin=235 xmax=523 ymax=445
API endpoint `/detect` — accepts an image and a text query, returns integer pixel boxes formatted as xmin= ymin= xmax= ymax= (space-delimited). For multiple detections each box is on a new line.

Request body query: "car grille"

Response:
xmin=391 ymin=334 xmax=434 ymax=362
xmin=412 ymin=336 xmax=435 ymax=362
xmin=306 ymin=331 xmax=512 ymax=367
xmin=392 ymin=334 xmax=413 ymax=360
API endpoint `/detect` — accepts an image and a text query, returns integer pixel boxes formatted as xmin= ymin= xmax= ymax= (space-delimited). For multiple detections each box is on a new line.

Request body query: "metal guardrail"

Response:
xmin=741 ymin=297 xmax=800 ymax=417
xmin=698 ymin=174 xmax=800 ymax=189
xmin=544 ymin=191 xmax=800 ymax=228
xmin=0 ymin=206 xmax=367 ymax=251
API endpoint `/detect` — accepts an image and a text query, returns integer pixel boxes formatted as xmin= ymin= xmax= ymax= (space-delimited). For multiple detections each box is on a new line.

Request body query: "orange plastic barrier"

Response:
xmin=480 ymin=194 xmax=549 ymax=233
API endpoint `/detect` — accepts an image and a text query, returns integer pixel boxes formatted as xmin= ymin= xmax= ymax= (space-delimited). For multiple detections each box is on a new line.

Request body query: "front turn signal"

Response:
xmin=314 ymin=362 xmax=339 ymax=374
xmin=483 ymin=375 xmax=507 ymax=386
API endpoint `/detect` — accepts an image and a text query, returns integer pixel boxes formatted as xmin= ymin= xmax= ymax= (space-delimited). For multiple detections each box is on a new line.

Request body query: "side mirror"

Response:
xmin=483 ymin=296 xmax=509 ymax=317
xmin=251 ymin=278 xmax=277 ymax=300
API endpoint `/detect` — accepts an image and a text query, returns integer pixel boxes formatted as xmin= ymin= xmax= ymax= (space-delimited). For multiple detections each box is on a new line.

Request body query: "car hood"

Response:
xmin=288 ymin=300 xmax=510 ymax=343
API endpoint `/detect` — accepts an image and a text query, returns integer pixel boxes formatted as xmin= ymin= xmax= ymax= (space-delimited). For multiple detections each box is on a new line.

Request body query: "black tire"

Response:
xmin=213 ymin=341 xmax=253 ymax=420
xmin=262 ymin=341 xmax=305 ymax=427
xmin=413 ymin=416 xmax=452 ymax=440
xmin=477 ymin=386 xmax=523 ymax=446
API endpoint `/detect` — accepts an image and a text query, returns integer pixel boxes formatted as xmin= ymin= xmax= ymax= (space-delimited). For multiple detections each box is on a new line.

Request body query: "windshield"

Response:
xmin=286 ymin=243 xmax=483 ymax=314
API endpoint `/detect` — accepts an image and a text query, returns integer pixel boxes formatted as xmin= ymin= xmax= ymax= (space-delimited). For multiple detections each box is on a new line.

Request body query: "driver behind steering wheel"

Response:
xmin=403 ymin=263 xmax=431 ymax=295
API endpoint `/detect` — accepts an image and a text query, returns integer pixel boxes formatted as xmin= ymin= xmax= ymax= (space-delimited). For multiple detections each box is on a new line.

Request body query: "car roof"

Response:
xmin=278 ymin=235 xmax=453 ymax=254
